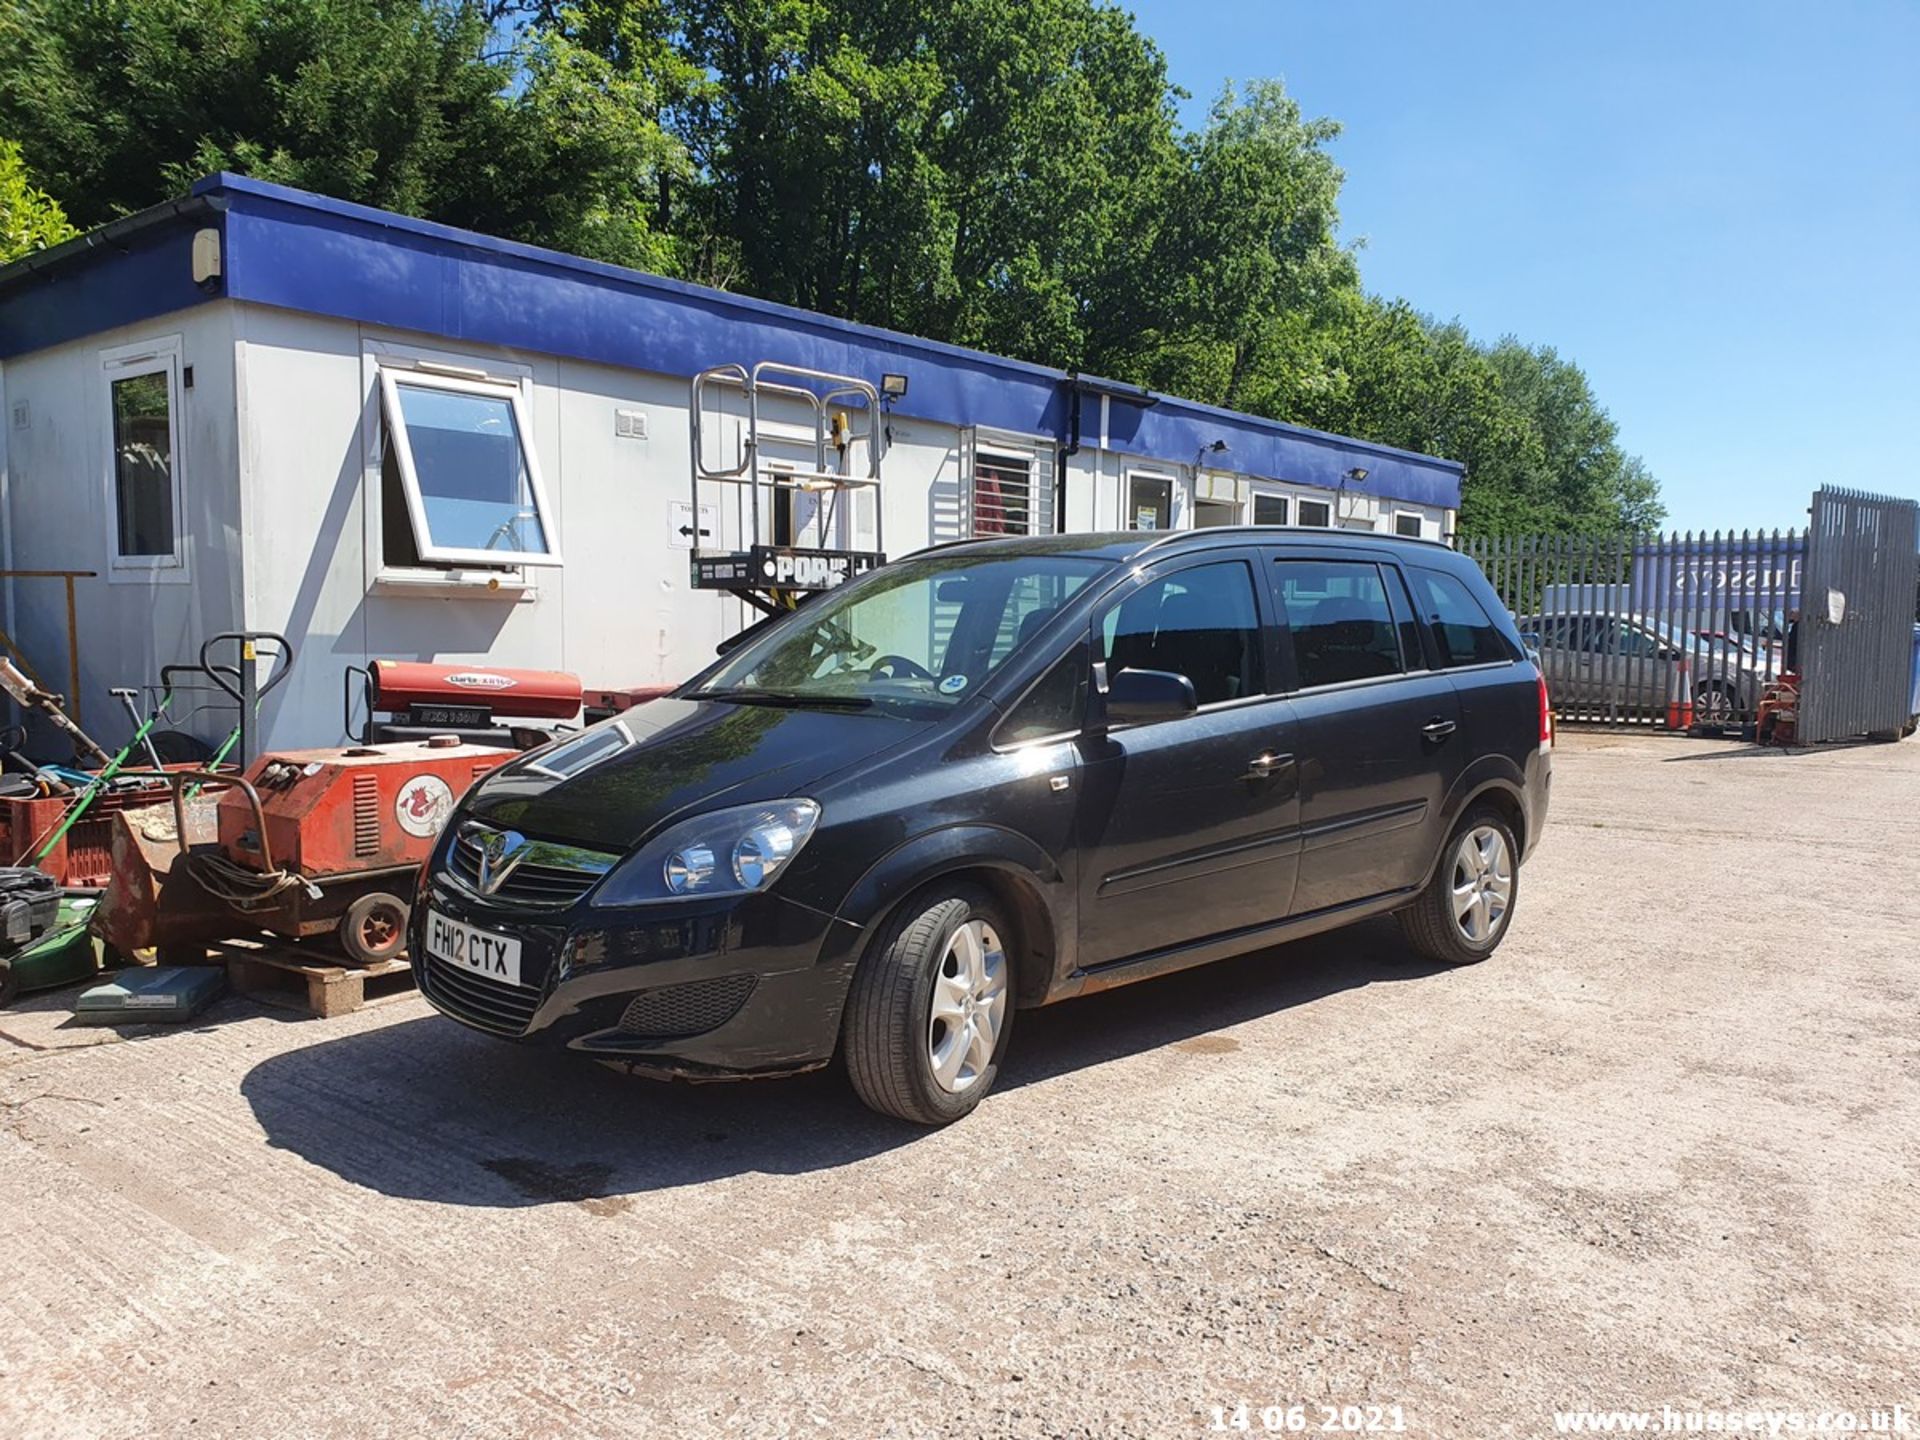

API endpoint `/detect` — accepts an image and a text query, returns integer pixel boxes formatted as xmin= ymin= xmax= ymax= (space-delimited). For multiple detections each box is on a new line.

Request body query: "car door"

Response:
xmin=1073 ymin=551 xmax=1302 ymax=967
xmin=1589 ymin=617 xmax=1663 ymax=717
xmin=1267 ymin=554 xmax=1467 ymax=915
xmin=1533 ymin=616 xmax=1587 ymax=711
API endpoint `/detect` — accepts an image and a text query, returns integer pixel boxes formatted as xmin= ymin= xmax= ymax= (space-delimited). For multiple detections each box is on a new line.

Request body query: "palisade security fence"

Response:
xmin=1463 ymin=486 xmax=1920 ymax=739
xmin=1464 ymin=529 xmax=1801 ymax=731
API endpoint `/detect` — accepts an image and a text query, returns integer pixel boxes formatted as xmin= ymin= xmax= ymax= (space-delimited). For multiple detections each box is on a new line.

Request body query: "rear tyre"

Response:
xmin=842 ymin=884 xmax=1015 ymax=1126
xmin=340 ymin=892 xmax=410 ymax=966
xmin=1694 ymin=682 xmax=1738 ymax=730
xmin=1396 ymin=807 xmax=1521 ymax=967
xmin=0 ymin=960 xmax=18 ymax=1010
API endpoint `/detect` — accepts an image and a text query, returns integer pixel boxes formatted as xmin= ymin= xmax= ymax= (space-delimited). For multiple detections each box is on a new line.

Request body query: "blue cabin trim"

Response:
xmin=0 ymin=174 xmax=1464 ymax=510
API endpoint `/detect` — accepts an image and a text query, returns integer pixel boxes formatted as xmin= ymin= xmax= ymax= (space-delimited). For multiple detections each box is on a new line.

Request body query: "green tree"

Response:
xmin=0 ymin=135 xmax=75 ymax=261
xmin=1094 ymin=80 xmax=1353 ymax=413
xmin=0 ymin=0 xmax=1663 ymax=533
xmin=0 ymin=0 xmax=688 ymax=265
xmin=670 ymin=0 xmax=1179 ymax=365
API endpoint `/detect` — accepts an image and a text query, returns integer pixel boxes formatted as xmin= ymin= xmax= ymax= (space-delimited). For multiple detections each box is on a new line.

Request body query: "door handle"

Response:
xmin=1421 ymin=718 xmax=1458 ymax=741
xmin=1242 ymin=751 xmax=1295 ymax=780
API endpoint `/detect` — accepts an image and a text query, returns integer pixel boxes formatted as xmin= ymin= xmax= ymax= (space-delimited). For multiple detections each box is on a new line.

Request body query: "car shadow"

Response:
xmin=239 ymin=918 xmax=1448 ymax=1207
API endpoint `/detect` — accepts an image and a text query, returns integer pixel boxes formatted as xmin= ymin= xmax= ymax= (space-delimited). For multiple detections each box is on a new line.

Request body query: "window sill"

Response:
xmin=372 ymin=568 xmax=538 ymax=600
xmin=106 ymin=560 xmax=191 ymax=586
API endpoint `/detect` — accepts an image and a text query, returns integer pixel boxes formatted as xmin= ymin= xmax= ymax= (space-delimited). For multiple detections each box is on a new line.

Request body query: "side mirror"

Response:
xmin=1102 ymin=667 xmax=1198 ymax=728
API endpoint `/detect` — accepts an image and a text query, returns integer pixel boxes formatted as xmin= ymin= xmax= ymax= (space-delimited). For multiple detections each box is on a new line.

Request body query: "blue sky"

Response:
xmin=1123 ymin=0 xmax=1920 ymax=532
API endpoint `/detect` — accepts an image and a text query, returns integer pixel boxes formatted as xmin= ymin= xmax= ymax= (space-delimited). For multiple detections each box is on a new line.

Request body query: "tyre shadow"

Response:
xmin=239 ymin=918 xmax=1448 ymax=1207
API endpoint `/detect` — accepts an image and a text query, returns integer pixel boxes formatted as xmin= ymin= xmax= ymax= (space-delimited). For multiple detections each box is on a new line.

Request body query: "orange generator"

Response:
xmin=99 ymin=738 xmax=511 ymax=964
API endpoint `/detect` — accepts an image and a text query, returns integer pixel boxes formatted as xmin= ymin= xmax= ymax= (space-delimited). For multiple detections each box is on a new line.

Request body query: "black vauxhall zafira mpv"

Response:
xmin=411 ymin=528 xmax=1552 ymax=1124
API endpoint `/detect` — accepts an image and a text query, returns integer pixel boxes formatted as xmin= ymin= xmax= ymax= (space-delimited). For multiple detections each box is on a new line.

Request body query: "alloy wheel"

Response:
xmin=927 ymin=919 xmax=1008 ymax=1093
xmin=1451 ymin=825 xmax=1513 ymax=945
xmin=1696 ymin=685 xmax=1736 ymax=727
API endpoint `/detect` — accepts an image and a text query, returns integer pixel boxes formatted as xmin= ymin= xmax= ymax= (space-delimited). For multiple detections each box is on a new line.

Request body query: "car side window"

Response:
xmin=1408 ymin=568 xmax=1513 ymax=668
xmin=1097 ymin=560 xmax=1263 ymax=706
xmin=996 ymin=643 xmax=1089 ymax=745
xmin=1273 ymin=559 xmax=1405 ymax=688
xmin=981 ymin=570 xmax=1097 ymax=672
xmin=1613 ymin=623 xmax=1662 ymax=659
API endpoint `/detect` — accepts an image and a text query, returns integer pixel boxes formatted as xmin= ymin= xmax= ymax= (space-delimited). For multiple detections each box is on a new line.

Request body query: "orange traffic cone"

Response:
xmin=1666 ymin=659 xmax=1694 ymax=730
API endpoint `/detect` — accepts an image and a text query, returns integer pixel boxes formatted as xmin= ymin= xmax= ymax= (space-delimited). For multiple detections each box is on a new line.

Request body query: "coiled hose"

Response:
xmin=187 ymin=851 xmax=309 ymax=910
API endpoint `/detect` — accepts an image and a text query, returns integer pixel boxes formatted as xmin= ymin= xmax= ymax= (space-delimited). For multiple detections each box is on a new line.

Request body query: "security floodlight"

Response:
xmin=1345 ymin=466 xmax=1370 ymax=483
xmin=880 ymin=373 xmax=909 ymax=399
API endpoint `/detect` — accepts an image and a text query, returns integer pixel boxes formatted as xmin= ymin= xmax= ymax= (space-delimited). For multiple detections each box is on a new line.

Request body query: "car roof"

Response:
xmin=915 ymin=526 xmax=1459 ymax=565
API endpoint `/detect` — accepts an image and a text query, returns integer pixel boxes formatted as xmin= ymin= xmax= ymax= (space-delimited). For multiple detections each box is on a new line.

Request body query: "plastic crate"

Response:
xmin=0 ymin=765 xmax=224 ymax=887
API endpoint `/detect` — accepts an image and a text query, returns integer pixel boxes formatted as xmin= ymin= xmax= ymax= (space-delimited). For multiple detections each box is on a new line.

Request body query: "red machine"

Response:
xmin=349 ymin=660 xmax=583 ymax=747
xmin=97 ymin=738 xmax=511 ymax=964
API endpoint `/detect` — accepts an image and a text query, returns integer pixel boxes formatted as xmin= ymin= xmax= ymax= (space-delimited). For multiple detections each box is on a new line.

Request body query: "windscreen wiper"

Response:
xmin=699 ymin=687 xmax=874 ymax=710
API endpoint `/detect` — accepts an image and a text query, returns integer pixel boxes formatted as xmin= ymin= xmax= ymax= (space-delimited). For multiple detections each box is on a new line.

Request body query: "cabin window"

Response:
xmin=972 ymin=451 xmax=1035 ymax=536
xmin=1251 ymin=493 xmax=1290 ymax=526
xmin=102 ymin=340 xmax=184 ymax=572
xmin=377 ymin=369 xmax=561 ymax=568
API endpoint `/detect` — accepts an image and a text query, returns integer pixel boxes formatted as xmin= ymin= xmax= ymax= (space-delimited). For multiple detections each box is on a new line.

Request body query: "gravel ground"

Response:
xmin=2 ymin=729 xmax=1917 ymax=1440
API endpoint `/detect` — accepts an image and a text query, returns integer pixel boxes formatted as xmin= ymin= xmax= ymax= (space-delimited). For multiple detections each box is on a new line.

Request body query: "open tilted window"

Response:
xmin=377 ymin=369 xmax=561 ymax=568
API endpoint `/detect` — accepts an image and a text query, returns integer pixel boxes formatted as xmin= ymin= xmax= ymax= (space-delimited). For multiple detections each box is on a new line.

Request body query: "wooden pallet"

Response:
xmin=211 ymin=936 xmax=417 ymax=1018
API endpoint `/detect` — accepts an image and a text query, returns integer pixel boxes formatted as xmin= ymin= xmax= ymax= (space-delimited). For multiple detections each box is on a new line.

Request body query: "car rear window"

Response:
xmin=1409 ymin=569 xmax=1514 ymax=668
xmin=1273 ymin=560 xmax=1404 ymax=688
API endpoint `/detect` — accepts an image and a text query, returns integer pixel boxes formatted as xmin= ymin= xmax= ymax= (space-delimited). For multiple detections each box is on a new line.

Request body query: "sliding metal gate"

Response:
xmin=1796 ymin=487 xmax=1920 ymax=744
xmin=1462 ymin=529 xmax=1804 ymax=731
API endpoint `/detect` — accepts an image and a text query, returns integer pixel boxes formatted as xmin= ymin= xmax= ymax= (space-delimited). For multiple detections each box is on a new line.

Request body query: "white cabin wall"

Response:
xmin=1056 ymin=441 xmax=1453 ymax=543
xmin=7 ymin=292 xmax=1464 ymax=756
xmin=228 ymin=311 xmax=980 ymax=746
xmin=233 ymin=306 xmax=572 ymax=748
xmin=0 ymin=303 xmax=241 ymax=752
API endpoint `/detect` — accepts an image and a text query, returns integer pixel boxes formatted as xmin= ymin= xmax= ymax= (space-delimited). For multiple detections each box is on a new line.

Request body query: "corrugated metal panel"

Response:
xmin=1798 ymin=487 xmax=1920 ymax=743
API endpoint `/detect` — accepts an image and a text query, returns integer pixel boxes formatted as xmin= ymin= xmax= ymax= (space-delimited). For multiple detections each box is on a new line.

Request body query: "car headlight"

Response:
xmin=589 ymin=799 xmax=821 ymax=907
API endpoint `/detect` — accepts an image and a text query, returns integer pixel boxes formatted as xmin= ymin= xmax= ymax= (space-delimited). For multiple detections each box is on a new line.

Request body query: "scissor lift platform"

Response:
xmin=689 ymin=362 xmax=888 ymax=613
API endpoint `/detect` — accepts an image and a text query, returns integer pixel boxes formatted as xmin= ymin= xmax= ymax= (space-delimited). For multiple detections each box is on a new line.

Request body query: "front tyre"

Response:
xmin=1396 ymin=807 xmax=1521 ymax=966
xmin=842 ymin=884 xmax=1015 ymax=1125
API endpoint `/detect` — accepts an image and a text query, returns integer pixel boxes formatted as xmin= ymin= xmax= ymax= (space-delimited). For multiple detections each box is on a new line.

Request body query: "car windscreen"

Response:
xmin=694 ymin=552 xmax=1113 ymax=713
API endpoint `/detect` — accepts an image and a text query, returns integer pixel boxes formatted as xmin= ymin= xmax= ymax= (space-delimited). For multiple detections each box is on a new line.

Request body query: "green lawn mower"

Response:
xmin=0 ymin=871 xmax=106 ymax=1007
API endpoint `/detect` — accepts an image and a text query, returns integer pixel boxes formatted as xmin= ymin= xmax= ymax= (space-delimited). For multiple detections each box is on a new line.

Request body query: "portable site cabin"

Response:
xmin=0 ymin=174 xmax=1464 ymax=753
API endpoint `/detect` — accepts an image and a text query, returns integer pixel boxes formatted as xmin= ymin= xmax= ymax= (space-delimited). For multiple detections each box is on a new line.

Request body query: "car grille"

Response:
xmin=617 ymin=974 xmax=758 ymax=1040
xmin=419 ymin=952 xmax=543 ymax=1037
xmin=445 ymin=825 xmax=618 ymax=909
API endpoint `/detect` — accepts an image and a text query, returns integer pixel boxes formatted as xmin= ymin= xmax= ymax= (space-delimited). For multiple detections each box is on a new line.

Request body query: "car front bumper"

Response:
xmin=408 ymin=865 xmax=868 ymax=1078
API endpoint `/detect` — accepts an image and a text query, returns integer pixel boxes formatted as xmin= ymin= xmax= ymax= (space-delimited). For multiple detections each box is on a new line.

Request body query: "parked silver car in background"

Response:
xmin=1517 ymin=612 xmax=1780 ymax=726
